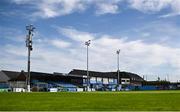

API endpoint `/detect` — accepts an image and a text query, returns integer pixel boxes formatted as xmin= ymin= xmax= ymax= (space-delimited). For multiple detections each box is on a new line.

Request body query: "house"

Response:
xmin=0 ymin=70 xmax=26 ymax=92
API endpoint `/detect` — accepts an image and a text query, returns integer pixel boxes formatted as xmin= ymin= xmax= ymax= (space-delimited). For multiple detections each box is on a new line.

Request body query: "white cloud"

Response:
xmin=126 ymin=21 xmax=180 ymax=47
xmin=94 ymin=0 xmax=121 ymax=15
xmin=9 ymin=0 xmax=180 ymax=18
xmin=58 ymin=27 xmax=95 ymax=42
xmin=11 ymin=0 xmax=122 ymax=19
xmin=128 ymin=0 xmax=171 ymax=13
xmin=33 ymin=0 xmax=86 ymax=18
xmin=51 ymin=39 xmax=71 ymax=48
xmin=0 ymin=27 xmax=25 ymax=42
xmin=167 ymin=0 xmax=180 ymax=17
xmin=128 ymin=0 xmax=180 ymax=17
xmin=4 ymin=44 xmax=27 ymax=57
xmin=11 ymin=0 xmax=86 ymax=18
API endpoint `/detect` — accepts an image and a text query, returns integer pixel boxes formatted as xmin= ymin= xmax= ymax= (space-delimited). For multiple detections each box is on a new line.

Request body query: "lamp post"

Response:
xmin=26 ymin=25 xmax=35 ymax=92
xmin=116 ymin=49 xmax=120 ymax=91
xmin=85 ymin=40 xmax=91 ymax=91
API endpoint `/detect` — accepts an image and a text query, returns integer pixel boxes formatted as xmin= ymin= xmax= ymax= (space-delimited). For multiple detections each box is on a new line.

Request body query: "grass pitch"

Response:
xmin=0 ymin=91 xmax=180 ymax=111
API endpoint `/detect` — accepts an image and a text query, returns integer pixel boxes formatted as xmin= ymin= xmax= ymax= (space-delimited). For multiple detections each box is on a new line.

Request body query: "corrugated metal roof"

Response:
xmin=1 ymin=70 xmax=20 ymax=80
xmin=0 ymin=71 xmax=9 ymax=82
xmin=69 ymin=69 xmax=144 ymax=81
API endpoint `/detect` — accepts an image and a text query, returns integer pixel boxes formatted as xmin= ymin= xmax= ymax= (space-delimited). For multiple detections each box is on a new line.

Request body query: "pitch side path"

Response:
xmin=0 ymin=91 xmax=180 ymax=111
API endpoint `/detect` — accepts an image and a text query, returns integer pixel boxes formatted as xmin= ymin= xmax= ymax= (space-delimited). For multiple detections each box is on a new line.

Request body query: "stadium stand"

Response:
xmin=3 ymin=69 xmax=178 ymax=92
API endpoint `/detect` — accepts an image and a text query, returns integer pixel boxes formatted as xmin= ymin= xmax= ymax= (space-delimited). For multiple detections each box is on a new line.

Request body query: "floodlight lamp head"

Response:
xmin=85 ymin=42 xmax=88 ymax=45
xmin=85 ymin=40 xmax=91 ymax=46
xmin=30 ymin=47 xmax=33 ymax=51
xmin=116 ymin=49 xmax=120 ymax=54
xmin=26 ymin=24 xmax=35 ymax=32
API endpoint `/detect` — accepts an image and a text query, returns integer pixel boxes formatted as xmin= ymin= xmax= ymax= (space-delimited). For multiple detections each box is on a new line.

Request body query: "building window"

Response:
xmin=90 ymin=77 xmax=96 ymax=84
xmin=109 ymin=78 xmax=113 ymax=83
xmin=97 ymin=77 xmax=102 ymax=82
xmin=103 ymin=78 xmax=108 ymax=84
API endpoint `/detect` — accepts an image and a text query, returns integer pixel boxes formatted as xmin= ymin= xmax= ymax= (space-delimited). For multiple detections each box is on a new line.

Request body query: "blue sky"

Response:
xmin=1 ymin=0 xmax=180 ymax=81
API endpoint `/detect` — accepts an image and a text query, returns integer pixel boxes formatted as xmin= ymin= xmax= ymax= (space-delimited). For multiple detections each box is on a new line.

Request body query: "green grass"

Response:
xmin=0 ymin=90 xmax=180 ymax=111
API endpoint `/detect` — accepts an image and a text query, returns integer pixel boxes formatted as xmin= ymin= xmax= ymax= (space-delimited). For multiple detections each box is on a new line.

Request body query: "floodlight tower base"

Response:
xmin=27 ymin=85 xmax=30 ymax=92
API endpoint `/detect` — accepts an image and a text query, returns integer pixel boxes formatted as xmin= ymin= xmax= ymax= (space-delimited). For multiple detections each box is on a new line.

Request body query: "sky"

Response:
xmin=0 ymin=0 xmax=180 ymax=82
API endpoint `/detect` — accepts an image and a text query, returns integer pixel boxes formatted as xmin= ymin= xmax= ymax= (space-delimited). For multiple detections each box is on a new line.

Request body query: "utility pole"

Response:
xmin=26 ymin=25 xmax=35 ymax=92
xmin=116 ymin=49 xmax=120 ymax=91
xmin=85 ymin=40 xmax=91 ymax=91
